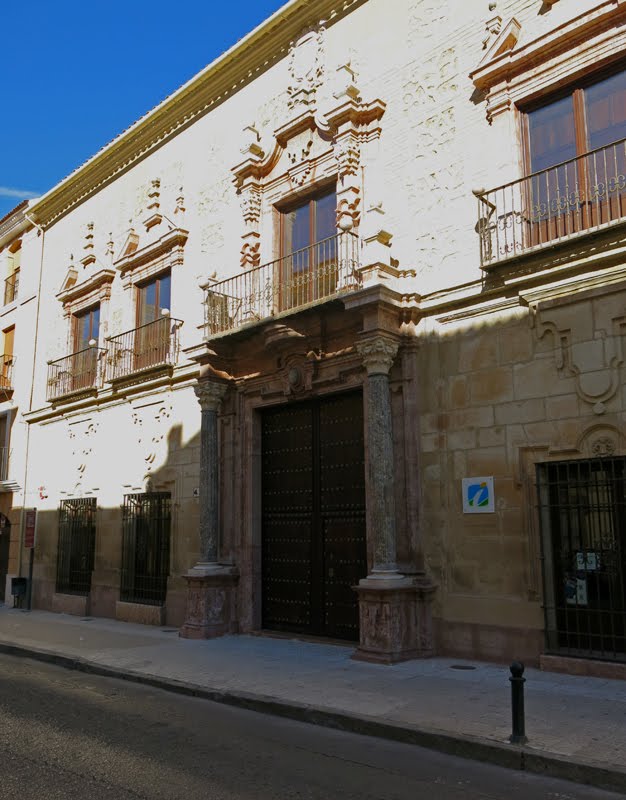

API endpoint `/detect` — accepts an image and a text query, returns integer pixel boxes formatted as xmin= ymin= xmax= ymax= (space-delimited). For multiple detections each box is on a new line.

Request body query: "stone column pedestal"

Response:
xmin=352 ymin=576 xmax=437 ymax=664
xmin=179 ymin=563 xmax=239 ymax=639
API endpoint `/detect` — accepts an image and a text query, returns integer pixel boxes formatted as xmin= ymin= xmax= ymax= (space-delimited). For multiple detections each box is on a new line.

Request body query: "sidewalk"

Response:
xmin=0 ymin=606 xmax=624 ymax=793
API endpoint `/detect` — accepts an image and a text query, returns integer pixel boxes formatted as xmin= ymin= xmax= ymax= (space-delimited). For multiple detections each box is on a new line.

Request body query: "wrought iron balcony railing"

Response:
xmin=47 ymin=346 xmax=107 ymax=402
xmin=205 ymin=231 xmax=361 ymax=337
xmin=106 ymin=316 xmax=182 ymax=382
xmin=477 ymin=136 xmax=626 ymax=266
xmin=0 ymin=446 xmax=10 ymax=482
xmin=3 ymin=272 xmax=18 ymax=305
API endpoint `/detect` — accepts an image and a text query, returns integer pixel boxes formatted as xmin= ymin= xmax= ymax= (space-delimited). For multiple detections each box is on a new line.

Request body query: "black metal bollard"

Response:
xmin=509 ymin=661 xmax=527 ymax=744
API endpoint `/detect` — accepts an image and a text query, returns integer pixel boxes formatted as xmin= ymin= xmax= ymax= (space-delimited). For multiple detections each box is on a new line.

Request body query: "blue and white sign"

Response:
xmin=462 ymin=476 xmax=495 ymax=514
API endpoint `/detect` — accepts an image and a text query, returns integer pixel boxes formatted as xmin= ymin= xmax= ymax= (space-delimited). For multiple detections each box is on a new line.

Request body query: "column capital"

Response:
xmin=356 ymin=336 xmax=399 ymax=375
xmin=195 ymin=379 xmax=228 ymax=411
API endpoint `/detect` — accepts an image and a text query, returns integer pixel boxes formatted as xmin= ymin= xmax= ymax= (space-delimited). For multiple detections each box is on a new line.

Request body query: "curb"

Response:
xmin=1 ymin=639 xmax=625 ymax=794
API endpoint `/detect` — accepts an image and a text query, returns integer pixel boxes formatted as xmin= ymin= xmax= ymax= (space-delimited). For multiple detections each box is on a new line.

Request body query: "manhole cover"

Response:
xmin=450 ymin=664 xmax=477 ymax=670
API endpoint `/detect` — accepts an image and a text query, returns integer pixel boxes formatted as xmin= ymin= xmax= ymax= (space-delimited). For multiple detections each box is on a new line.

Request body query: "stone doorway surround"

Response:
xmin=182 ymin=283 xmax=437 ymax=662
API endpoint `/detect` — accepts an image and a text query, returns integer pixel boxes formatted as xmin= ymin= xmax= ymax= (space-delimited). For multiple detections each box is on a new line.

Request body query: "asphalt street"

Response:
xmin=0 ymin=653 xmax=621 ymax=800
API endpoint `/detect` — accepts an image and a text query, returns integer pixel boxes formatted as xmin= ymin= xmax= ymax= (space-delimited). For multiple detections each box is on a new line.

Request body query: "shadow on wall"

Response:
xmin=14 ymin=420 xmax=203 ymax=629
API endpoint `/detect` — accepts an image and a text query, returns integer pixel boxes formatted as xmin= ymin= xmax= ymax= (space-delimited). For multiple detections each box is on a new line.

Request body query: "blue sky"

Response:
xmin=0 ymin=0 xmax=287 ymax=220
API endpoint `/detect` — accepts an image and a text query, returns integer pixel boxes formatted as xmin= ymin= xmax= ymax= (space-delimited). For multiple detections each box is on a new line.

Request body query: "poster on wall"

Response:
xmin=461 ymin=477 xmax=495 ymax=514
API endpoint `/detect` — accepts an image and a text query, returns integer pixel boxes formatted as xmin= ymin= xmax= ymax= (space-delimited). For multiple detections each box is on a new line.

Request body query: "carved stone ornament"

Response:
xmin=356 ymin=337 xmax=399 ymax=375
xmin=280 ymin=353 xmax=314 ymax=396
xmin=239 ymin=187 xmax=262 ymax=226
xmin=334 ymin=133 xmax=361 ymax=179
xmin=529 ymin=304 xmax=626 ymax=408
xmin=592 ymin=437 xmax=616 ymax=457
xmin=195 ymin=380 xmax=228 ymax=411
xmin=287 ymin=24 xmax=326 ymax=111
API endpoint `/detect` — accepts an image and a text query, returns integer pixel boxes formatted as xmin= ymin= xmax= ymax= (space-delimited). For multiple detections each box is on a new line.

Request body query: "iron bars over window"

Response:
xmin=205 ymin=231 xmax=361 ymax=337
xmin=56 ymin=498 xmax=97 ymax=596
xmin=120 ymin=492 xmax=171 ymax=606
xmin=537 ymin=457 xmax=626 ymax=662
xmin=476 ymin=136 xmax=626 ymax=266
xmin=106 ymin=317 xmax=182 ymax=381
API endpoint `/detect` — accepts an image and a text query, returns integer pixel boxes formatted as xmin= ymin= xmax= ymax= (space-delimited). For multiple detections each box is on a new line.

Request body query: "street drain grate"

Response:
xmin=80 ymin=618 xmax=93 ymax=622
xmin=161 ymin=628 xmax=179 ymax=633
xmin=450 ymin=664 xmax=477 ymax=670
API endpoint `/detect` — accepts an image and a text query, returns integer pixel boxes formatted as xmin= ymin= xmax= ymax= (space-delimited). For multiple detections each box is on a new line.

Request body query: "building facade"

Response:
xmin=11 ymin=0 xmax=626 ymax=671
xmin=0 ymin=202 xmax=41 ymax=606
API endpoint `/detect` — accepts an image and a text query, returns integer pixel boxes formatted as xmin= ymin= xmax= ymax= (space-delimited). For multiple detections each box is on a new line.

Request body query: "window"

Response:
xmin=120 ymin=492 xmax=171 ymax=605
xmin=537 ymin=457 xmax=626 ymax=660
xmin=279 ymin=187 xmax=337 ymax=309
xmin=1 ymin=326 xmax=14 ymax=391
xmin=69 ymin=306 xmax=100 ymax=392
xmin=524 ymin=68 xmax=626 ymax=240
xmin=135 ymin=271 xmax=171 ymax=370
xmin=74 ymin=305 xmax=100 ymax=350
xmin=0 ymin=412 xmax=13 ymax=481
xmin=4 ymin=243 xmax=20 ymax=305
xmin=56 ymin=498 xmax=97 ymax=595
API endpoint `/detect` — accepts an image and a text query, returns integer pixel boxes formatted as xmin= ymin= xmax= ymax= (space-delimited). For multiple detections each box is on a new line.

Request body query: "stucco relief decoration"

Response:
xmin=287 ymin=24 xmax=326 ymax=112
xmin=401 ymin=46 xmax=459 ymax=269
xmin=531 ymin=306 xmax=626 ymax=414
xmin=68 ymin=419 xmax=99 ymax=488
xmin=131 ymin=404 xmax=172 ymax=471
xmin=198 ymin=145 xmax=231 ymax=258
xmin=146 ymin=404 xmax=172 ymax=469
xmin=287 ymin=137 xmax=315 ymax=187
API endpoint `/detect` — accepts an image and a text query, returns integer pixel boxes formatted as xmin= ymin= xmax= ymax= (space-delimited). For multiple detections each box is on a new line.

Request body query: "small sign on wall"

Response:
xmin=462 ymin=477 xmax=495 ymax=514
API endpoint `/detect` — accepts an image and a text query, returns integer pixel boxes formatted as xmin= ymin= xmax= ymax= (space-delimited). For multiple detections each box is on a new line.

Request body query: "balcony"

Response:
xmin=106 ymin=316 xmax=182 ymax=382
xmin=476 ymin=137 xmax=626 ymax=267
xmin=47 ymin=347 xmax=106 ymax=402
xmin=3 ymin=272 xmax=18 ymax=305
xmin=0 ymin=355 xmax=14 ymax=392
xmin=205 ymin=231 xmax=361 ymax=337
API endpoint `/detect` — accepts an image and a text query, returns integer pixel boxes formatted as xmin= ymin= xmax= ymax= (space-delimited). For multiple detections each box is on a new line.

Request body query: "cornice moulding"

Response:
xmin=0 ymin=213 xmax=31 ymax=250
xmin=28 ymin=0 xmax=369 ymax=229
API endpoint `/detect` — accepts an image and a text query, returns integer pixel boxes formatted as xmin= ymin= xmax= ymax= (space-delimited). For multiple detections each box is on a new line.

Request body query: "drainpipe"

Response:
xmin=16 ymin=209 xmax=45 ymax=581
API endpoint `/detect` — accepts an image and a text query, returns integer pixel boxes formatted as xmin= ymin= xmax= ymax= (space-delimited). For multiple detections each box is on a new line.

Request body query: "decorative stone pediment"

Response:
xmin=474 ymin=17 xmax=521 ymax=73
xmin=57 ymin=268 xmax=115 ymax=309
xmin=470 ymin=3 xmax=626 ymax=121
xmin=114 ymin=226 xmax=188 ymax=287
xmin=120 ymin=229 xmax=140 ymax=258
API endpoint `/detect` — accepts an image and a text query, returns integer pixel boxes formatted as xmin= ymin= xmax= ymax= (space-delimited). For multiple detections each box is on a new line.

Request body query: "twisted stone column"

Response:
xmin=356 ymin=335 xmax=403 ymax=579
xmin=194 ymin=379 xmax=228 ymax=564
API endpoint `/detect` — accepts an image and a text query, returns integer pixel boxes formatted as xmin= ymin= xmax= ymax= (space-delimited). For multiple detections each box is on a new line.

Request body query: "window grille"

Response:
xmin=56 ymin=498 xmax=97 ymax=595
xmin=537 ymin=457 xmax=626 ymax=661
xmin=120 ymin=492 xmax=171 ymax=606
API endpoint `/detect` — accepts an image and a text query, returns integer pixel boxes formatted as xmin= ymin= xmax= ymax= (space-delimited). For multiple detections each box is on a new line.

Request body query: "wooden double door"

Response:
xmin=261 ymin=391 xmax=367 ymax=641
